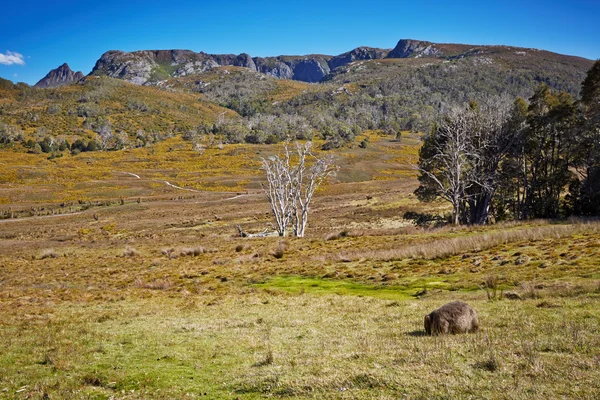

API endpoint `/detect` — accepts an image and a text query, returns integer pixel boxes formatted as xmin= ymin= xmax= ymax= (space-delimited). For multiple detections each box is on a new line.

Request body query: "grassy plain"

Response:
xmin=1 ymin=134 xmax=599 ymax=399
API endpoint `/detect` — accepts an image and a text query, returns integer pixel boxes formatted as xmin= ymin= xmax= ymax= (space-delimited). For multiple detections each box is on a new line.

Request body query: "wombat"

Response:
xmin=424 ymin=301 xmax=479 ymax=335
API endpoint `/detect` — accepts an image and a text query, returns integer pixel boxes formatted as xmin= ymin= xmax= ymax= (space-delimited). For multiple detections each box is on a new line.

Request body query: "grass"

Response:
xmin=337 ymin=221 xmax=600 ymax=262
xmin=1 ymin=135 xmax=600 ymax=398
xmin=254 ymin=276 xmax=433 ymax=299
xmin=2 ymin=292 xmax=599 ymax=398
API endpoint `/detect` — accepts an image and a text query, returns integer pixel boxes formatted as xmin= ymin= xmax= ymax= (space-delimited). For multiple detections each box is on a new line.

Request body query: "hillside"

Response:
xmin=82 ymin=39 xmax=594 ymax=147
xmin=0 ymin=75 xmax=236 ymax=151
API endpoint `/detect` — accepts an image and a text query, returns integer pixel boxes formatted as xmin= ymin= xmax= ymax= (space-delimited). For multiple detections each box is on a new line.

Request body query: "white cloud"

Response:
xmin=13 ymin=73 xmax=18 ymax=77
xmin=0 ymin=51 xmax=25 ymax=66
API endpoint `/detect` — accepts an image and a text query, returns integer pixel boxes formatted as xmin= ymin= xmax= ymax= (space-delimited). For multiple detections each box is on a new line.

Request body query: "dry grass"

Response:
xmin=1 ymin=136 xmax=600 ymax=398
xmin=123 ymin=246 xmax=141 ymax=257
xmin=179 ymin=246 xmax=205 ymax=256
xmin=324 ymin=230 xmax=349 ymax=240
xmin=337 ymin=222 xmax=600 ymax=262
xmin=133 ymin=277 xmax=173 ymax=290
xmin=39 ymin=248 xmax=59 ymax=259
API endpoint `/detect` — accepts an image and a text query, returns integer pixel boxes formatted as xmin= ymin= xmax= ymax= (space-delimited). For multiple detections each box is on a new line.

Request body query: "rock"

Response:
xmin=174 ymin=60 xmax=219 ymax=77
xmin=515 ymin=256 xmax=529 ymax=265
xmin=253 ymin=58 xmax=294 ymax=79
xmin=34 ymin=63 xmax=84 ymax=88
xmin=91 ymin=50 xmax=157 ymax=85
xmin=328 ymin=46 xmax=389 ymax=70
xmin=387 ymin=39 xmax=443 ymax=59
xmin=88 ymin=46 xmax=384 ymax=84
xmin=291 ymin=57 xmax=331 ymax=82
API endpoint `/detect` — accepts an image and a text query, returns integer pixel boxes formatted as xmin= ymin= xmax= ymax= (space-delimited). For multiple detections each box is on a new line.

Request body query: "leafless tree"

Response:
xmin=290 ymin=142 xmax=336 ymax=237
xmin=416 ymin=106 xmax=479 ymax=225
xmin=415 ymin=98 xmax=520 ymax=225
xmin=261 ymin=147 xmax=295 ymax=236
xmin=97 ymin=123 xmax=113 ymax=150
xmin=261 ymin=142 xmax=336 ymax=237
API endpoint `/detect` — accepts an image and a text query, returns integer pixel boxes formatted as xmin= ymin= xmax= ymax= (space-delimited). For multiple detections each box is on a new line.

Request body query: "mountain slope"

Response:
xmin=0 ymin=75 xmax=237 ymax=146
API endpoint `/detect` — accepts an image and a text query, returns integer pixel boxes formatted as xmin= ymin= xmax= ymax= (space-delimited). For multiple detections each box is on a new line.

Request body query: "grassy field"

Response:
xmin=1 ymin=134 xmax=599 ymax=399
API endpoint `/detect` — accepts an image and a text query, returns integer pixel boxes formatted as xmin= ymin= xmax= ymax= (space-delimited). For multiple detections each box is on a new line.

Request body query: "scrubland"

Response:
xmin=1 ymin=134 xmax=599 ymax=399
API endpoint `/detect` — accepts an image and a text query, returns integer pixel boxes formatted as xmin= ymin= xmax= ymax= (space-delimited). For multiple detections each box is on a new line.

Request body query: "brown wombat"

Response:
xmin=424 ymin=301 xmax=479 ymax=335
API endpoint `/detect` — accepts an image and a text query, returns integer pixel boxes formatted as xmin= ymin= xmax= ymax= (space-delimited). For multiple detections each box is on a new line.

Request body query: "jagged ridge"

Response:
xmin=39 ymin=39 xmax=593 ymax=88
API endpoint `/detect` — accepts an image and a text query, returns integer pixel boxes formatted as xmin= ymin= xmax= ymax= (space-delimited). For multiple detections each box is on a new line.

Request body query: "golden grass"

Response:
xmin=337 ymin=221 xmax=600 ymax=262
xmin=1 ymin=135 xmax=600 ymax=398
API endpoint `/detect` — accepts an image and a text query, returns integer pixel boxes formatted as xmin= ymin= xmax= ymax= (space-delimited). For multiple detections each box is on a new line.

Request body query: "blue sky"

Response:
xmin=1 ymin=0 xmax=599 ymax=85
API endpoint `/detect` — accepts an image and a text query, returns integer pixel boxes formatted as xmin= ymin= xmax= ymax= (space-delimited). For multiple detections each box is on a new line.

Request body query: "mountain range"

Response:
xmin=0 ymin=38 xmax=593 ymax=154
xmin=35 ymin=39 xmax=594 ymax=88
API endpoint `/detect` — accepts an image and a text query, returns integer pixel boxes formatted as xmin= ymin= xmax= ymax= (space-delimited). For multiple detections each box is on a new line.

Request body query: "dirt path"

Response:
xmin=116 ymin=171 xmax=141 ymax=179
xmin=0 ymin=210 xmax=87 ymax=224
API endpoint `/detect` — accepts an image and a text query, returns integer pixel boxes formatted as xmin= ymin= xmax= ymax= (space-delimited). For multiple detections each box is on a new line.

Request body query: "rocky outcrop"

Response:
xmin=34 ymin=63 xmax=84 ymax=88
xmin=328 ymin=46 xmax=389 ymax=70
xmin=253 ymin=58 xmax=294 ymax=80
xmin=91 ymin=50 xmax=336 ymax=84
xmin=90 ymin=50 xmax=158 ymax=85
xmin=387 ymin=39 xmax=442 ymax=58
xmin=291 ymin=57 xmax=331 ymax=82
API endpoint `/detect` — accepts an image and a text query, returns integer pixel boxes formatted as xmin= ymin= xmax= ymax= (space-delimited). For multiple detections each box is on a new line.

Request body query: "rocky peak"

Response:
xmin=328 ymin=46 xmax=389 ymax=70
xmin=35 ymin=63 xmax=84 ymax=88
xmin=387 ymin=39 xmax=441 ymax=59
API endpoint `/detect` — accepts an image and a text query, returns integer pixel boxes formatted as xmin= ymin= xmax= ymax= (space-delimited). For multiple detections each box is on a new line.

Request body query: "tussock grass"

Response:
xmin=270 ymin=241 xmax=287 ymax=259
xmin=179 ymin=246 xmax=205 ymax=256
xmin=122 ymin=246 xmax=140 ymax=257
xmin=133 ymin=277 xmax=173 ymax=290
xmin=324 ymin=230 xmax=349 ymax=240
xmin=39 ymin=248 xmax=59 ymax=259
xmin=337 ymin=222 xmax=600 ymax=262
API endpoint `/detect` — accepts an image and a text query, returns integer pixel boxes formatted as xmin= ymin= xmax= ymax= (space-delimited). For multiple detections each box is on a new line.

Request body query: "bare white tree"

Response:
xmin=261 ymin=142 xmax=336 ymax=237
xmin=290 ymin=142 xmax=335 ymax=237
xmin=261 ymin=146 xmax=295 ymax=236
xmin=416 ymin=106 xmax=479 ymax=225
xmin=97 ymin=123 xmax=113 ymax=150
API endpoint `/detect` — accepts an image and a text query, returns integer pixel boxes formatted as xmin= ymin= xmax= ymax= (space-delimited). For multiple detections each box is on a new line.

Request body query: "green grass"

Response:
xmin=2 ymin=291 xmax=600 ymax=399
xmin=254 ymin=276 xmax=454 ymax=300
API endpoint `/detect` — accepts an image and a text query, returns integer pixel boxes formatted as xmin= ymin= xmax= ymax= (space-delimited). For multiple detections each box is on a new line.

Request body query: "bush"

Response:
xmin=86 ymin=140 xmax=99 ymax=152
